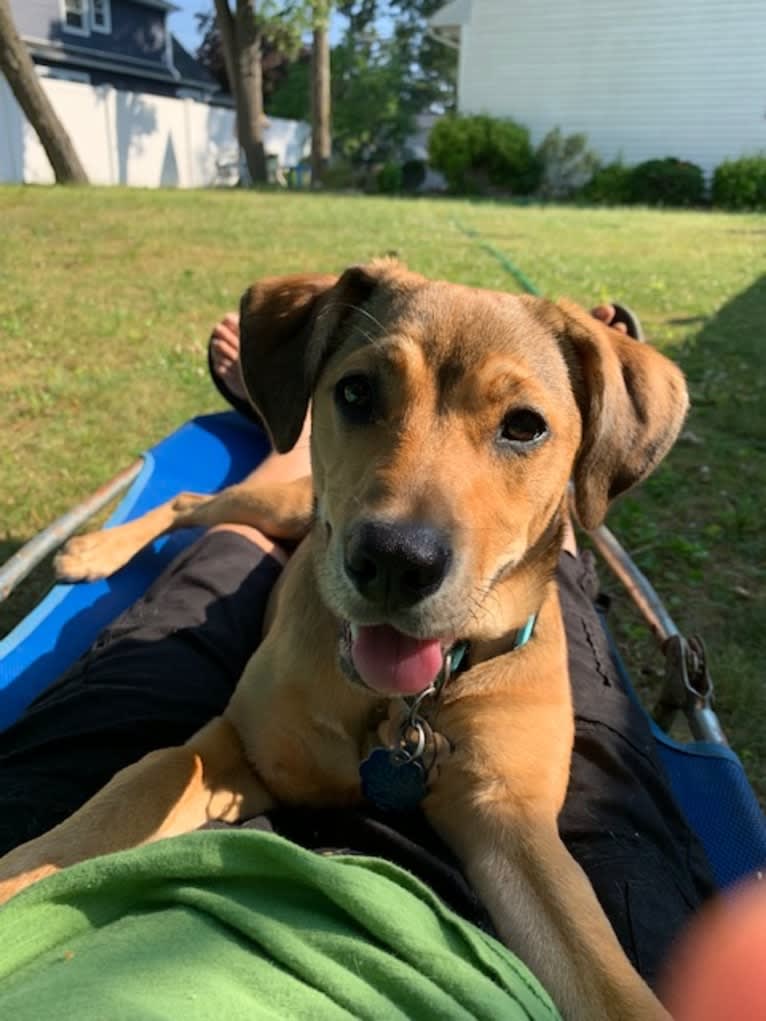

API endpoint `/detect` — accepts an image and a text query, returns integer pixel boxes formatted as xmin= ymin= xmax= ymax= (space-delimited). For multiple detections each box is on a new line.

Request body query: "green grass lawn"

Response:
xmin=1 ymin=186 xmax=764 ymax=797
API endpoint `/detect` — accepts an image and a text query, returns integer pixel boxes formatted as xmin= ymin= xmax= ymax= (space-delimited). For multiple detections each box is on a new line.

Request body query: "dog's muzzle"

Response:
xmin=343 ymin=519 xmax=453 ymax=612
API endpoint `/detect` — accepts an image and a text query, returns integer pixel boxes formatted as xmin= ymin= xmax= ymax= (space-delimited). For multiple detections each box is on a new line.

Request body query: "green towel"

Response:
xmin=0 ymin=829 xmax=560 ymax=1020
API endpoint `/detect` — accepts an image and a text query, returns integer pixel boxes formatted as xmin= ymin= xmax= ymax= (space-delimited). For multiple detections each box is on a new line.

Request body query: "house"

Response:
xmin=10 ymin=0 xmax=222 ymax=101
xmin=0 ymin=0 xmax=311 ymax=187
xmin=429 ymin=0 xmax=766 ymax=177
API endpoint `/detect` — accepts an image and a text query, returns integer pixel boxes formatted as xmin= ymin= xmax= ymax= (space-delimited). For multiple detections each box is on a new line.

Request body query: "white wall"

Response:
xmin=456 ymin=0 xmax=766 ymax=176
xmin=0 ymin=75 xmax=310 ymax=187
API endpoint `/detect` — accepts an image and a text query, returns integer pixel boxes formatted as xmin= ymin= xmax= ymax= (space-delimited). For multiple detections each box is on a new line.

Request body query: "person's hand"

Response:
xmin=661 ymin=878 xmax=766 ymax=1019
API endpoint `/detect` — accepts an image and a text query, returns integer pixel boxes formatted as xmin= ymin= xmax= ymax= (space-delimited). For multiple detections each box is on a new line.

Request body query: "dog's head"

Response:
xmin=239 ymin=261 xmax=687 ymax=697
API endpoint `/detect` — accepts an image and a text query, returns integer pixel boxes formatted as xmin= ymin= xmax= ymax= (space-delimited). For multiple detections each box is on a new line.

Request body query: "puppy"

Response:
xmin=0 ymin=261 xmax=688 ymax=1020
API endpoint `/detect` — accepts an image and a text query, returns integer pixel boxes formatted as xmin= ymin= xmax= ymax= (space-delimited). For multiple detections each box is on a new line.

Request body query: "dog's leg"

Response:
xmin=55 ymin=475 xmax=313 ymax=581
xmin=456 ymin=817 xmax=670 ymax=1021
xmin=427 ymin=595 xmax=671 ymax=1021
xmin=0 ymin=717 xmax=272 ymax=906
xmin=426 ymin=745 xmax=670 ymax=1021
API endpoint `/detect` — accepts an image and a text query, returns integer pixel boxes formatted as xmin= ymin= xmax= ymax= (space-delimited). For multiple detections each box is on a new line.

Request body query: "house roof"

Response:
xmin=27 ymin=37 xmax=174 ymax=81
xmin=133 ymin=0 xmax=181 ymax=11
xmin=171 ymin=37 xmax=221 ymax=91
xmin=430 ymin=0 xmax=473 ymax=29
xmin=429 ymin=0 xmax=472 ymax=47
xmin=26 ymin=35 xmax=222 ymax=94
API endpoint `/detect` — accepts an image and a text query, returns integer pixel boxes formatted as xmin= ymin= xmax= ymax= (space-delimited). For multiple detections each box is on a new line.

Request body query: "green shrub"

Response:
xmin=536 ymin=127 xmax=600 ymax=199
xmin=428 ymin=113 xmax=542 ymax=195
xmin=320 ymin=159 xmax=358 ymax=191
xmin=579 ymin=162 xmax=633 ymax=204
xmin=377 ymin=161 xmax=403 ymax=194
xmin=629 ymin=157 xmax=706 ymax=207
xmin=712 ymin=154 xmax=766 ymax=210
xmin=401 ymin=159 xmax=427 ymax=193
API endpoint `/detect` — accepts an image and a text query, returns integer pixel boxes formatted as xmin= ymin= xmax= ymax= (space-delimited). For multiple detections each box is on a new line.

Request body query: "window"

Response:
xmin=91 ymin=0 xmax=111 ymax=34
xmin=62 ymin=0 xmax=89 ymax=36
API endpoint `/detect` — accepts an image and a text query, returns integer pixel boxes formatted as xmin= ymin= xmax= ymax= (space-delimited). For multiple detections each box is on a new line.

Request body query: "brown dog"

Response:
xmin=0 ymin=261 xmax=688 ymax=1020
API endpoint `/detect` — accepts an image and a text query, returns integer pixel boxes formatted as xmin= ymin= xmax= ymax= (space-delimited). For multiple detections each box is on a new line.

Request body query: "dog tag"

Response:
xmin=360 ymin=746 xmax=427 ymax=813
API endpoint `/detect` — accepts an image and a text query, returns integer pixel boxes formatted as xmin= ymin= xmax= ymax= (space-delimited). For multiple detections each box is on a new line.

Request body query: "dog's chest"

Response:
xmin=230 ymin=663 xmax=382 ymax=807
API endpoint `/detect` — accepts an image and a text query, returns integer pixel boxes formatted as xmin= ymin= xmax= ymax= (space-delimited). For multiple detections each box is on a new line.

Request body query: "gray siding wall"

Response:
xmin=10 ymin=0 xmax=62 ymax=39
xmin=13 ymin=0 xmax=169 ymax=69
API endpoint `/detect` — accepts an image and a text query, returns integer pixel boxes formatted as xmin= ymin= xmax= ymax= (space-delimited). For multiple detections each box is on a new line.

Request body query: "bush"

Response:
xmin=629 ymin=157 xmax=706 ymax=207
xmin=401 ymin=159 xmax=427 ymax=193
xmin=712 ymin=155 xmax=766 ymax=210
xmin=536 ymin=127 xmax=600 ymax=199
xmin=377 ymin=161 xmax=403 ymax=194
xmin=428 ymin=114 xmax=542 ymax=196
xmin=320 ymin=159 xmax=358 ymax=191
xmin=579 ymin=162 xmax=633 ymax=204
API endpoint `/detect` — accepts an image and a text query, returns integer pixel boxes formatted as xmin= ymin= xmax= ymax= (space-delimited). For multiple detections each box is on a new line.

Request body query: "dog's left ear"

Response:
xmin=556 ymin=299 xmax=689 ymax=529
xmin=238 ymin=266 xmax=379 ymax=452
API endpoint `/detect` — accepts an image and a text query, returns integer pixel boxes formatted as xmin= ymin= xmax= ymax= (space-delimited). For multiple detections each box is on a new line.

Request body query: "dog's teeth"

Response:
xmin=350 ymin=623 xmax=360 ymax=641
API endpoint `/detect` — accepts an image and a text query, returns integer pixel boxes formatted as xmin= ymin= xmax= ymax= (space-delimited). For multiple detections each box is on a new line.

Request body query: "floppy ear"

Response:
xmin=557 ymin=299 xmax=689 ymax=530
xmin=238 ymin=266 xmax=378 ymax=452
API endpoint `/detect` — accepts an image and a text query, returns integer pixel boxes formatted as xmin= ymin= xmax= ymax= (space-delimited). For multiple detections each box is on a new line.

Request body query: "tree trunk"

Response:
xmin=215 ymin=0 xmax=267 ymax=184
xmin=234 ymin=0 xmax=267 ymax=183
xmin=213 ymin=0 xmax=240 ymax=113
xmin=0 ymin=0 xmax=88 ymax=184
xmin=310 ymin=10 xmax=331 ymax=186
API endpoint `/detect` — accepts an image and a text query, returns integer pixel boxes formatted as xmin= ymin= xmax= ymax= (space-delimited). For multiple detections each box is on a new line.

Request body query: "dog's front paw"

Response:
xmin=54 ymin=530 xmax=134 ymax=582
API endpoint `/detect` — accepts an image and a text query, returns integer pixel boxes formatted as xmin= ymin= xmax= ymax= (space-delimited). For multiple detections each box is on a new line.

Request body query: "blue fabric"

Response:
xmin=602 ymin=620 xmax=766 ymax=891
xmin=0 ymin=413 xmax=268 ymax=732
xmin=653 ymin=731 xmax=766 ymax=890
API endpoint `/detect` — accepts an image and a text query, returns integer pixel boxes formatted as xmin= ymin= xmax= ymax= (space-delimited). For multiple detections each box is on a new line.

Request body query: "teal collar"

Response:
xmin=433 ymin=612 xmax=537 ymax=696
xmin=514 ymin=613 xmax=537 ymax=649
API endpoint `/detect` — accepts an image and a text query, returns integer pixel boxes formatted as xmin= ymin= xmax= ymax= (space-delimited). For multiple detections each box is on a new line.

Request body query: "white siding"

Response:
xmin=456 ymin=0 xmax=766 ymax=175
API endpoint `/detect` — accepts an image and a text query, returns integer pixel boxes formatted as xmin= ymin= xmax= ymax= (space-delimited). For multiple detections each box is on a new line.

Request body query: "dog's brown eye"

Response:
xmin=335 ymin=374 xmax=375 ymax=424
xmin=499 ymin=409 xmax=548 ymax=447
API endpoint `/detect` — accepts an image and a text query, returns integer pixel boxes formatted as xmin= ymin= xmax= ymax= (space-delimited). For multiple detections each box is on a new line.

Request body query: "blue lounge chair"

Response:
xmin=1 ymin=412 xmax=764 ymax=891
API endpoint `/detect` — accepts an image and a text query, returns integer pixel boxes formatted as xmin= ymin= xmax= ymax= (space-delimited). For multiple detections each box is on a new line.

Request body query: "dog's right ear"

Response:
xmin=238 ymin=267 xmax=378 ymax=452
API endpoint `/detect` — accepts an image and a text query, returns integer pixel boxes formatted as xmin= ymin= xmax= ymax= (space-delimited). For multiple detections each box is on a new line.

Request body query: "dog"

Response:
xmin=0 ymin=261 xmax=688 ymax=1020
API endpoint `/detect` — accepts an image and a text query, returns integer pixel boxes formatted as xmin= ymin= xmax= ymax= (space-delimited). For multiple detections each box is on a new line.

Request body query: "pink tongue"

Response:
xmin=351 ymin=624 xmax=443 ymax=696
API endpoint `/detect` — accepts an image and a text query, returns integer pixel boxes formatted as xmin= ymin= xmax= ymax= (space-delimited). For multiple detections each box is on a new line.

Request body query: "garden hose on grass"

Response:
xmin=450 ymin=219 xmax=542 ymax=296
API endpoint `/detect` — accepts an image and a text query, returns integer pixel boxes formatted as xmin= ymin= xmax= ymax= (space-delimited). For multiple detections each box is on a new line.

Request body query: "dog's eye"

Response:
xmin=499 ymin=409 xmax=548 ymax=447
xmin=335 ymin=374 xmax=375 ymax=424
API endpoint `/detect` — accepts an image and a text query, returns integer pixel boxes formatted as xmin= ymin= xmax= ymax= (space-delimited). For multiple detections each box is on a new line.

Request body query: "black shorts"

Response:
xmin=0 ymin=531 xmax=712 ymax=987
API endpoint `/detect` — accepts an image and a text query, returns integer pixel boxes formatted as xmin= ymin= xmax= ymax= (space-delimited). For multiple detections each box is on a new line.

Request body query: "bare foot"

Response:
xmin=590 ymin=303 xmax=644 ymax=339
xmin=209 ymin=313 xmax=247 ymax=402
xmin=590 ymin=304 xmax=628 ymax=333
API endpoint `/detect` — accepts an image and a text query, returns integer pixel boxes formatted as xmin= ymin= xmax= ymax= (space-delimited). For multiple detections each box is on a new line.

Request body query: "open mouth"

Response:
xmin=339 ymin=621 xmax=446 ymax=697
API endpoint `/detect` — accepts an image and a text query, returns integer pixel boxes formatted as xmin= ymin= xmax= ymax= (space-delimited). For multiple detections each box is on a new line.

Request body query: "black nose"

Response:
xmin=344 ymin=520 xmax=453 ymax=609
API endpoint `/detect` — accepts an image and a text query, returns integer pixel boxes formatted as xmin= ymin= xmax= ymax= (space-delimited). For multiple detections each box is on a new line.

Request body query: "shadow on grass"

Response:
xmin=681 ymin=273 xmax=766 ymax=444
xmin=0 ymin=541 xmax=57 ymax=641
xmin=606 ymin=274 xmax=766 ymax=798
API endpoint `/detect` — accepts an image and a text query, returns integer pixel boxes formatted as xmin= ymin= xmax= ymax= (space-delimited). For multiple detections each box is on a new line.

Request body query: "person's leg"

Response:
xmin=0 ymin=433 xmax=310 ymax=857
xmin=556 ymin=537 xmax=714 ymax=988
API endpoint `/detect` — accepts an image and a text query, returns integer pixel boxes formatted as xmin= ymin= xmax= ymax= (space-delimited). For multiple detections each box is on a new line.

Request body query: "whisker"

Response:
xmin=316 ymin=301 xmax=388 ymax=352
